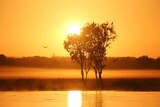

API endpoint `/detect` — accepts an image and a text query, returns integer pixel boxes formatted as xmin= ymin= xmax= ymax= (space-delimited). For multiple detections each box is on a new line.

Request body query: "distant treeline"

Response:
xmin=0 ymin=54 xmax=160 ymax=69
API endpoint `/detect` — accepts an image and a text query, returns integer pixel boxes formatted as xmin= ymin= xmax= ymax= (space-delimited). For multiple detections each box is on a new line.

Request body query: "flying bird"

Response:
xmin=42 ymin=46 xmax=48 ymax=48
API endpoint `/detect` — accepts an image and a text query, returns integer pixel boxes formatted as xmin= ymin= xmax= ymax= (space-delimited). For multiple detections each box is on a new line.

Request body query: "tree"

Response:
xmin=81 ymin=22 xmax=116 ymax=80
xmin=64 ymin=22 xmax=117 ymax=82
xmin=0 ymin=54 xmax=6 ymax=60
xmin=0 ymin=54 xmax=6 ymax=64
xmin=64 ymin=33 xmax=86 ymax=81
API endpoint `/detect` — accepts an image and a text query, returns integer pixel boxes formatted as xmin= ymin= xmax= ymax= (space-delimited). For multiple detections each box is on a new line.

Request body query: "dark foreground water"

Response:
xmin=0 ymin=91 xmax=160 ymax=107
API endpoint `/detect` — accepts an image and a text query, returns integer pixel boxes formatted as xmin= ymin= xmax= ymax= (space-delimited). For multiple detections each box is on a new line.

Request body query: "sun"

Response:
xmin=68 ymin=25 xmax=80 ymax=35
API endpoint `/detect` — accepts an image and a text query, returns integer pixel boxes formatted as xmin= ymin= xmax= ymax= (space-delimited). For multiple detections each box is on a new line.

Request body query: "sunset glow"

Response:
xmin=68 ymin=25 xmax=80 ymax=35
xmin=0 ymin=0 xmax=160 ymax=57
xmin=0 ymin=1 xmax=160 ymax=107
xmin=68 ymin=91 xmax=82 ymax=107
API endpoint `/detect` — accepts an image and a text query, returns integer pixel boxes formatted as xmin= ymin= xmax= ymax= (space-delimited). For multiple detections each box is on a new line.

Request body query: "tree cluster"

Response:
xmin=64 ymin=22 xmax=117 ymax=81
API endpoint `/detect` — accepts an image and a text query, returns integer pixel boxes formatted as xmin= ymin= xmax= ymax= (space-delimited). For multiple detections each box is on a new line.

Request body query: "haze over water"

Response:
xmin=0 ymin=67 xmax=160 ymax=79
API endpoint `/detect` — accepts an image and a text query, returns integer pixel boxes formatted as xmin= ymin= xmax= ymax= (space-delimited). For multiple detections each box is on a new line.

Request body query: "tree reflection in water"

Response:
xmin=95 ymin=91 xmax=103 ymax=107
xmin=82 ymin=91 xmax=103 ymax=107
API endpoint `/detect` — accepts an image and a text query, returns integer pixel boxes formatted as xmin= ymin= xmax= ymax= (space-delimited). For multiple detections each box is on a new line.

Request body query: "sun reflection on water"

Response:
xmin=68 ymin=91 xmax=82 ymax=107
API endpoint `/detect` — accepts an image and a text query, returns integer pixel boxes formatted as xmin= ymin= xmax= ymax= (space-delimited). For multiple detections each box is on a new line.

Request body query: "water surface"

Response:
xmin=0 ymin=91 xmax=160 ymax=107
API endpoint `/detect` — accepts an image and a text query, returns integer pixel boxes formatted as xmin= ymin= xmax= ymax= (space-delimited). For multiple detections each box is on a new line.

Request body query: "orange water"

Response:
xmin=0 ymin=91 xmax=160 ymax=107
xmin=0 ymin=67 xmax=160 ymax=78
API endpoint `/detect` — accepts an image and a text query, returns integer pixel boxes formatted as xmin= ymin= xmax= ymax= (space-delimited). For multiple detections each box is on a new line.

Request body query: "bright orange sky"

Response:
xmin=0 ymin=0 xmax=160 ymax=58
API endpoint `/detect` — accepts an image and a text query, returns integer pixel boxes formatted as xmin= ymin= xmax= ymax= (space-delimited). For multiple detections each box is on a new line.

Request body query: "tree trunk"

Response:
xmin=98 ymin=64 xmax=103 ymax=80
xmin=81 ymin=68 xmax=84 ymax=80
xmin=85 ymin=72 xmax=88 ymax=80
xmin=98 ymin=72 xmax=102 ymax=80
xmin=92 ymin=65 xmax=98 ymax=80
xmin=95 ymin=70 xmax=98 ymax=80
xmin=80 ymin=56 xmax=84 ymax=80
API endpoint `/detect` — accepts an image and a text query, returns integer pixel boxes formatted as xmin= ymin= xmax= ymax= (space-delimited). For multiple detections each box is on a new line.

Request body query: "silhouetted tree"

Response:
xmin=64 ymin=22 xmax=117 ymax=83
xmin=81 ymin=22 xmax=116 ymax=80
xmin=157 ymin=57 xmax=160 ymax=61
xmin=138 ymin=55 xmax=149 ymax=62
xmin=0 ymin=54 xmax=6 ymax=64
xmin=64 ymin=34 xmax=86 ymax=81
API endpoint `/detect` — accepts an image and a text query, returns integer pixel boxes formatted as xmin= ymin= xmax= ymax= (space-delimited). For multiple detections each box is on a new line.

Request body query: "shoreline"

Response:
xmin=0 ymin=78 xmax=160 ymax=91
